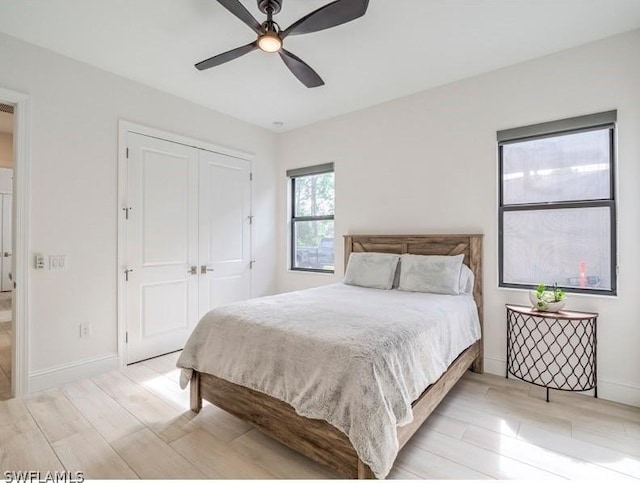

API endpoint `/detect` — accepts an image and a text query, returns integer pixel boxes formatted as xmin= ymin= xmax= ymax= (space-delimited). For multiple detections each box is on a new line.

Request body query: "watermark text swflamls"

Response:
xmin=4 ymin=471 xmax=84 ymax=483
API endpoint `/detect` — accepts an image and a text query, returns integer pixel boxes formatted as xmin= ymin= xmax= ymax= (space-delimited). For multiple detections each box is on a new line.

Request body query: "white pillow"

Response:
xmin=344 ymin=252 xmax=400 ymax=290
xmin=398 ymin=254 xmax=465 ymax=295
xmin=459 ymin=264 xmax=475 ymax=294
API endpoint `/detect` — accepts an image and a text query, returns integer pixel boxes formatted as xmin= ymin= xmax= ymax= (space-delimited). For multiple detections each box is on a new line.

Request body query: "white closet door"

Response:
xmin=1 ymin=194 xmax=11 ymax=292
xmin=125 ymin=133 xmax=199 ymax=363
xmin=198 ymin=150 xmax=251 ymax=318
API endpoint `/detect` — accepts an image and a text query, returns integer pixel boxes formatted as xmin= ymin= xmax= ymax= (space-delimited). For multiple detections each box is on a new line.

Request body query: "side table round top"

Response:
xmin=506 ymin=304 xmax=598 ymax=320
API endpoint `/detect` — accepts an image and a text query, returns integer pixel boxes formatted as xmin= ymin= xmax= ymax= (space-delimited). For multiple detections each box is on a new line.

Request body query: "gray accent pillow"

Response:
xmin=398 ymin=254 xmax=465 ymax=295
xmin=344 ymin=252 xmax=400 ymax=290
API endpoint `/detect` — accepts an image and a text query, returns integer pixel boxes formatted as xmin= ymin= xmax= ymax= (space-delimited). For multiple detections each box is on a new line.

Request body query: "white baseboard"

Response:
xmin=482 ymin=355 xmax=640 ymax=407
xmin=28 ymin=353 xmax=119 ymax=393
xmin=483 ymin=355 xmax=507 ymax=378
xmin=598 ymin=379 xmax=640 ymax=407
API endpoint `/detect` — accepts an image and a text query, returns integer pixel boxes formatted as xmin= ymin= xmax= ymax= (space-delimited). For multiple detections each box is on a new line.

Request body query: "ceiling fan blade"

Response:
xmin=279 ymin=49 xmax=324 ymax=88
xmin=216 ymin=0 xmax=264 ymax=34
xmin=195 ymin=42 xmax=258 ymax=70
xmin=281 ymin=0 xmax=369 ymax=39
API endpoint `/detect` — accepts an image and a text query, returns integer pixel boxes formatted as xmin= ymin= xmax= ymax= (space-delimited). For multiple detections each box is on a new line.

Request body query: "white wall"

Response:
xmin=0 ymin=132 xmax=12 ymax=168
xmin=277 ymin=30 xmax=640 ymax=406
xmin=0 ymin=32 xmax=278 ymax=388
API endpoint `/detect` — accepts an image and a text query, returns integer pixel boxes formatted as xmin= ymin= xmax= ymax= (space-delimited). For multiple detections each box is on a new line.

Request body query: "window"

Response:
xmin=498 ymin=111 xmax=617 ymax=295
xmin=287 ymin=163 xmax=335 ymax=273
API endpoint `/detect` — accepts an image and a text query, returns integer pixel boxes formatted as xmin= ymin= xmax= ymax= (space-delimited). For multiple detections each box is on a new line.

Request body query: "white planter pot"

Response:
xmin=529 ymin=291 xmax=566 ymax=312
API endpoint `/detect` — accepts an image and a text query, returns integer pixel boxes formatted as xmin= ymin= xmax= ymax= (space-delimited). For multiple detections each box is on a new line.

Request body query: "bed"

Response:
xmin=178 ymin=234 xmax=483 ymax=479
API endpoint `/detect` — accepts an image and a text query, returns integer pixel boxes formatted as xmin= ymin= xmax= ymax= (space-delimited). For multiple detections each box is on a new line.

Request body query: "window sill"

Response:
xmin=287 ymin=269 xmax=336 ymax=276
xmin=497 ymin=285 xmax=618 ymax=299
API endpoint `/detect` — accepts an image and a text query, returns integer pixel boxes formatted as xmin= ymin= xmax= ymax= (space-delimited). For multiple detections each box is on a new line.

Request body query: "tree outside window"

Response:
xmin=288 ymin=164 xmax=335 ymax=273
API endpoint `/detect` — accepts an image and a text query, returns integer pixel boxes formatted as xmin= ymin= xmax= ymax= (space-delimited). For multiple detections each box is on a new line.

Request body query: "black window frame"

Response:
xmin=498 ymin=111 xmax=617 ymax=296
xmin=287 ymin=163 xmax=335 ymax=274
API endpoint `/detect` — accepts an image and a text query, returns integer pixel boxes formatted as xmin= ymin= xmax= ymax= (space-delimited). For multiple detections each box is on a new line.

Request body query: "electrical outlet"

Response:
xmin=79 ymin=323 xmax=91 ymax=339
xmin=49 ymin=255 xmax=67 ymax=271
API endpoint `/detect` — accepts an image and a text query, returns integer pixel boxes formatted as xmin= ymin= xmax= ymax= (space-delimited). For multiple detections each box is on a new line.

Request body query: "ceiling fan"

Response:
xmin=195 ymin=0 xmax=370 ymax=88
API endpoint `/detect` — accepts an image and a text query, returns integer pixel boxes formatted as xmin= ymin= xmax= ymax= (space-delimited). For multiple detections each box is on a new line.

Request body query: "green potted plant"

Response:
xmin=529 ymin=283 xmax=566 ymax=312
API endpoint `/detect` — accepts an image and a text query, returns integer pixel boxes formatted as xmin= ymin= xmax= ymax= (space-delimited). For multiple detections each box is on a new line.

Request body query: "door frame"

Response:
xmin=0 ymin=86 xmax=31 ymax=397
xmin=117 ymin=120 xmax=254 ymax=366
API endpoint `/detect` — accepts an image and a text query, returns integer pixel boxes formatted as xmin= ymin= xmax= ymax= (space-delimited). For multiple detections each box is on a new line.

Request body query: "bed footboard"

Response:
xmin=192 ymin=369 xmax=361 ymax=478
xmin=358 ymin=460 xmax=376 ymax=479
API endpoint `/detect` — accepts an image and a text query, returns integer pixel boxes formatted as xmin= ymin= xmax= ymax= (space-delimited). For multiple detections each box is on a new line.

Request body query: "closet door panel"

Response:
xmin=125 ymin=133 xmax=199 ymax=364
xmin=198 ymin=151 xmax=251 ymax=318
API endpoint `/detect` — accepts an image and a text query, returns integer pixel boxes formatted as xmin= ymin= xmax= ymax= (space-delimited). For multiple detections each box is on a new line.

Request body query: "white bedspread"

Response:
xmin=177 ymin=283 xmax=480 ymax=478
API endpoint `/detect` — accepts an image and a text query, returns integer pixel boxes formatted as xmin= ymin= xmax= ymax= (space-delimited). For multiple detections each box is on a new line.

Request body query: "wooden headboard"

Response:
xmin=343 ymin=234 xmax=484 ymax=363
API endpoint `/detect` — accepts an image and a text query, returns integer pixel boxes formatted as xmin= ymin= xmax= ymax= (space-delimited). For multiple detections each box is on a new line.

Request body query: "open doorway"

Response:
xmin=0 ymin=103 xmax=12 ymax=400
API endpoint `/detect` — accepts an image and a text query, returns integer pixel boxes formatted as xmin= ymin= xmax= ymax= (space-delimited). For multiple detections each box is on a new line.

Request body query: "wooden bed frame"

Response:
xmin=189 ymin=234 xmax=484 ymax=479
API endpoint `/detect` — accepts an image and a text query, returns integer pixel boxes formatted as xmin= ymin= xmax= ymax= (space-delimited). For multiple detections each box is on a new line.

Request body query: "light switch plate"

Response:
xmin=49 ymin=255 xmax=67 ymax=271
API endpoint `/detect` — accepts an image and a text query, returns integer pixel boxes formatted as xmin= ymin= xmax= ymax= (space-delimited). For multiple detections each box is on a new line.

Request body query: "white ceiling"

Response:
xmin=1 ymin=0 xmax=640 ymax=131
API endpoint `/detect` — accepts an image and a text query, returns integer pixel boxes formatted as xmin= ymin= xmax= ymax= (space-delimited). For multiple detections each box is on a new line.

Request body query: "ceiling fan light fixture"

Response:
xmin=257 ymin=31 xmax=282 ymax=53
xmin=196 ymin=0 xmax=370 ymax=87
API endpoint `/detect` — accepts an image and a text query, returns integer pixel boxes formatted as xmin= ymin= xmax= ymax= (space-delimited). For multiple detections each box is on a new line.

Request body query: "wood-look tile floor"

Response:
xmin=1 ymin=351 xmax=639 ymax=479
